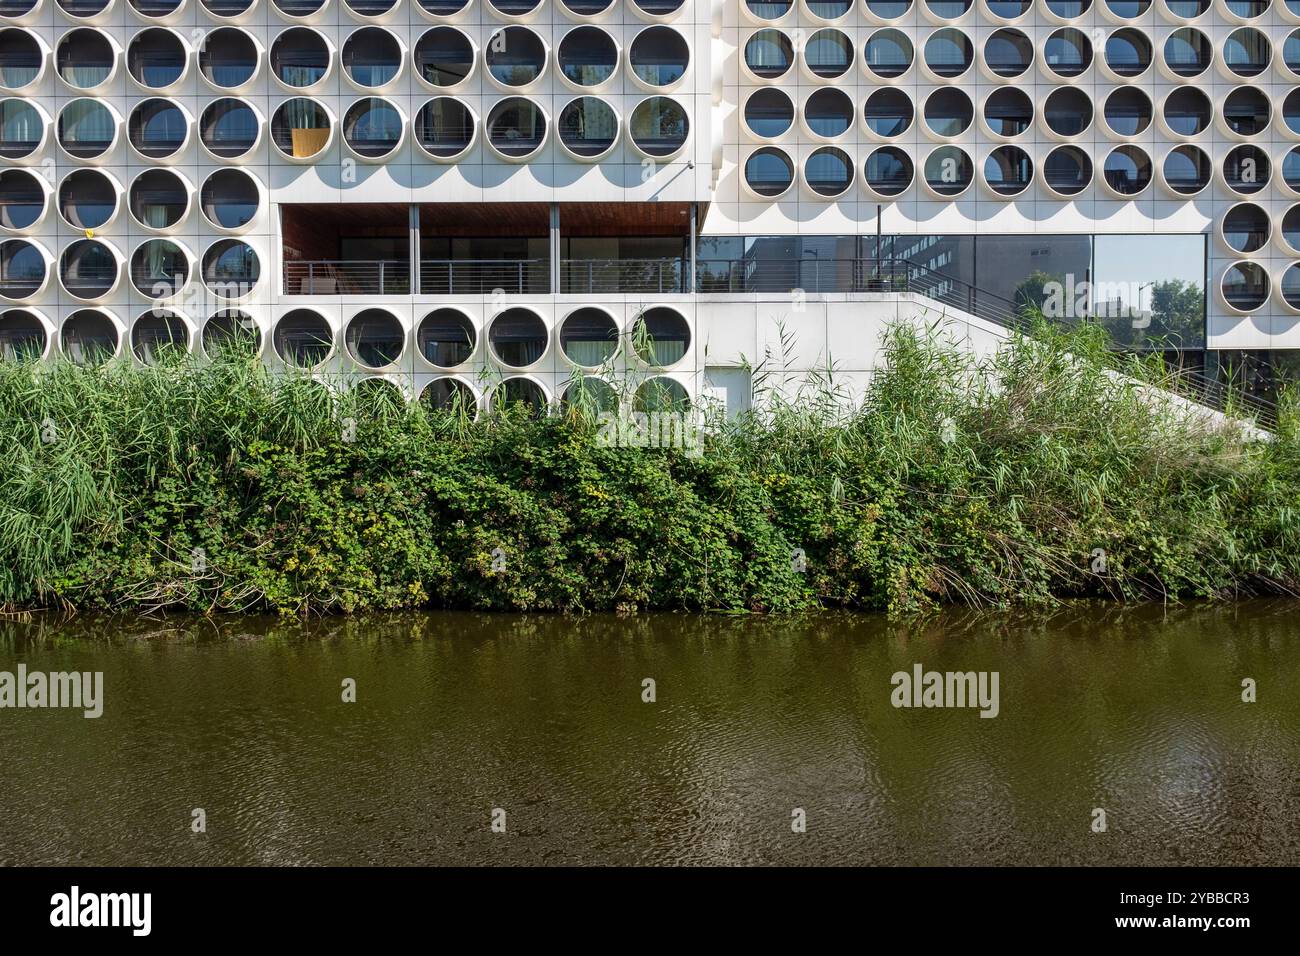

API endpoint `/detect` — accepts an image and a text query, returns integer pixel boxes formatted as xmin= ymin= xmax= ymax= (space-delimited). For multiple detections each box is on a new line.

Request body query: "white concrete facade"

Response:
xmin=1 ymin=0 xmax=1297 ymax=409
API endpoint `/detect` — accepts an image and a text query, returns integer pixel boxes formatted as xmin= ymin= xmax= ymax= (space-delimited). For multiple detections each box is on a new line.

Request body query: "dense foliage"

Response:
xmin=1 ymin=323 xmax=1297 ymax=615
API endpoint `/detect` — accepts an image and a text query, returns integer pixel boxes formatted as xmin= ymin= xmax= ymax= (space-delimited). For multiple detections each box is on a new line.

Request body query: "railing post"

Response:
xmin=688 ymin=202 xmax=697 ymax=294
xmin=408 ymin=204 xmax=420 ymax=295
xmin=549 ymin=203 xmax=560 ymax=294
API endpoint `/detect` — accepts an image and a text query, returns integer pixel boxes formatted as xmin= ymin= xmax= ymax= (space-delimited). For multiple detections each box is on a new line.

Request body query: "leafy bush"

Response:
xmin=1 ymin=321 xmax=1296 ymax=615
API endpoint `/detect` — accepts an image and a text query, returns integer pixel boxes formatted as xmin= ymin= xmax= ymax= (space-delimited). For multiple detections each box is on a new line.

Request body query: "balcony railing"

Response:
xmin=696 ymin=258 xmax=912 ymax=295
xmin=561 ymin=258 xmax=689 ymax=294
xmin=283 ymin=260 xmax=409 ymax=296
xmin=418 ymin=259 xmax=548 ymax=295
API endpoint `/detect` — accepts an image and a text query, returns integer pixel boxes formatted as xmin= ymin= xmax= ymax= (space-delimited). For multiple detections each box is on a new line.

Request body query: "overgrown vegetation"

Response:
xmin=1 ymin=321 xmax=1297 ymax=616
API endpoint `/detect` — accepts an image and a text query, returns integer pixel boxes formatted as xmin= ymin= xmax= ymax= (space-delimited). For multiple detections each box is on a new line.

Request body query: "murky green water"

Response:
xmin=0 ymin=603 xmax=1297 ymax=866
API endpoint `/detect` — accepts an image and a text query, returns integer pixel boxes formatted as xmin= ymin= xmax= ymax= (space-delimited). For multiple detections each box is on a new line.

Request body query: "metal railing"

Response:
xmin=561 ymin=258 xmax=689 ymax=294
xmin=419 ymin=259 xmax=548 ymax=295
xmin=283 ymin=260 xmax=409 ymax=295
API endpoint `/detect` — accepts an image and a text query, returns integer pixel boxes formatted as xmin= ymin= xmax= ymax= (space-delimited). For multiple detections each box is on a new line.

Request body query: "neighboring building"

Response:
xmin=1 ymin=0 xmax=1298 ymax=411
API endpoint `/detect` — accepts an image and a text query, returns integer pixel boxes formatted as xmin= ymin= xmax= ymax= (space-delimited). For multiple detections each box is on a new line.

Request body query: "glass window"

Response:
xmin=864 ymin=30 xmax=912 ymax=78
xmin=1095 ymin=234 xmax=1205 ymax=348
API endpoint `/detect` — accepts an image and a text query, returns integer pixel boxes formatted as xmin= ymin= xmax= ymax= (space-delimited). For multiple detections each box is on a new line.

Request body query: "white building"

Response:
xmin=1 ymin=0 xmax=1298 ymax=412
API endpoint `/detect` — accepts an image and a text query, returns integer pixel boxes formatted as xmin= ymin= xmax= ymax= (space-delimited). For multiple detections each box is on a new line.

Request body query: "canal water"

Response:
xmin=1 ymin=602 xmax=1297 ymax=866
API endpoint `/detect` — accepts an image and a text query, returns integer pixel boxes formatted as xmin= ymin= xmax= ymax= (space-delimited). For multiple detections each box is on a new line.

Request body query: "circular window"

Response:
xmin=865 ymin=146 xmax=914 ymax=195
xmin=1223 ymin=0 xmax=1269 ymax=17
xmin=1221 ymin=203 xmax=1269 ymax=254
xmin=128 ymin=98 xmax=187 ymax=159
xmin=0 ymin=310 xmax=47 ymax=362
xmin=1284 ymin=146 xmax=1300 ymax=194
xmin=414 ymin=27 xmax=474 ymax=88
xmin=0 ymin=169 xmax=46 ymax=230
xmin=924 ymin=145 xmax=973 ymax=196
xmin=0 ymin=99 xmax=44 ymax=159
xmin=744 ymin=88 xmax=794 ymax=138
xmin=1279 ymin=264 xmax=1300 ymax=312
xmin=131 ymin=168 xmax=188 ymax=230
xmin=345 ymin=309 xmax=403 ymax=369
xmin=1044 ymin=0 xmax=1091 ymax=14
xmin=633 ymin=307 xmax=689 ymax=366
xmin=560 ymin=378 xmax=618 ymax=417
xmin=489 ymin=308 xmax=548 ymax=367
xmin=58 ymin=99 xmax=116 ymax=159
xmin=745 ymin=0 xmax=793 ymax=18
xmin=1043 ymin=28 xmax=1091 ymax=78
xmin=1222 ymin=144 xmax=1269 ymax=194
xmin=127 ymin=28 xmax=186 ymax=89
xmin=1284 ymin=30 xmax=1300 ymax=78
xmin=345 ymin=0 xmax=399 ymax=16
xmin=633 ymin=377 xmax=690 ymax=413
xmin=200 ymin=168 xmax=259 ymax=230
xmin=629 ymin=96 xmax=688 ymax=156
xmin=630 ymin=26 xmax=689 ymax=87
xmin=1103 ymin=87 xmax=1150 ymax=136
xmin=984 ymin=145 xmax=1032 ymax=197
xmin=1103 ymin=145 xmax=1152 ymax=195
xmin=491 ymin=379 xmax=547 ymax=417
xmin=984 ymin=87 xmax=1031 ymax=137
xmin=1280 ymin=205 xmax=1300 ymax=254
xmin=56 ymin=29 xmax=115 ymax=90
xmin=1283 ymin=89 xmax=1300 ymax=137
xmin=202 ymin=0 xmax=257 ymax=16
xmin=804 ymin=145 xmax=853 ymax=197
xmin=1162 ymin=145 xmax=1211 ymax=195
xmin=745 ymin=147 xmax=794 ymax=196
xmin=343 ymin=97 xmax=402 ymax=158
xmin=486 ymin=97 xmax=546 ymax=158
xmin=805 ymin=0 xmax=853 ymax=18
xmin=485 ymin=27 xmax=546 ymax=87
xmin=57 ymin=0 xmax=111 ymax=16
xmin=1222 ymin=87 xmax=1269 ymax=137
xmin=342 ymin=27 xmax=402 ymax=88
xmin=865 ymin=0 xmax=913 ymax=15
xmin=864 ymin=88 xmax=914 ymax=137
xmin=200 ymin=98 xmax=259 ymax=159
xmin=986 ymin=0 xmax=1031 ymax=15
xmin=1105 ymin=28 xmax=1151 ymax=78
xmin=0 ymin=30 xmax=42 ymax=92
xmin=271 ymin=28 xmax=330 ymax=88
xmin=924 ymin=88 xmax=973 ymax=137
xmin=418 ymin=309 xmax=475 ymax=367
xmin=202 ymin=310 xmax=261 ymax=359
xmin=272 ymin=0 xmax=327 ymax=17
xmin=1223 ymin=27 xmax=1269 ymax=78
xmin=1163 ymin=0 xmax=1209 ymax=14
xmin=558 ymin=96 xmax=618 ymax=158
xmin=271 ymin=97 xmax=332 ymax=160
xmin=984 ymin=28 xmax=1032 ymax=77
xmin=59 ymin=239 xmax=118 ymax=300
xmin=558 ymin=27 xmax=617 ymax=86
xmin=744 ymin=29 xmax=793 ymax=79
xmin=200 ymin=28 xmax=259 ymax=89
xmin=924 ymin=28 xmax=973 ymax=78
xmin=274 ymin=310 xmax=333 ymax=368
xmin=131 ymin=311 xmax=189 ymax=365
xmin=1162 ymin=87 xmax=1211 ymax=136
xmin=1221 ymin=262 xmax=1267 ymax=313
xmin=562 ymin=0 xmax=617 ymax=14
xmin=1163 ymin=28 xmax=1210 ymax=77
xmin=61 ymin=310 xmax=119 ymax=366
xmin=560 ymin=308 xmax=618 ymax=367
xmin=415 ymin=97 xmax=475 ymax=159
xmin=1043 ymin=86 xmax=1092 ymax=136
xmin=423 ymin=378 xmax=477 ymax=415
xmin=203 ymin=239 xmax=260 ymax=297
xmin=804 ymin=87 xmax=853 ymax=138
xmin=487 ymin=0 xmax=543 ymax=15
xmin=0 ymin=239 xmax=45 ymax=300
xmin=1105 ymin=0 xmax=1149 ymax=13
xmin=804 ymin=28 xmax=852 ymax=78
xmin=864 ymin=29 xmax=912 ymax=79
xmin=1043 ymin=144 xmax=1092 ymax=195
xmin=416 ymin=0 xmax=472 ymax=14
xmin=924 ymin=0 xmax=972 ymax=17
xmin=58 ymin=169 xmax=117 ymax=229
xmin=130 ymin=239 xmax=188 ymax=298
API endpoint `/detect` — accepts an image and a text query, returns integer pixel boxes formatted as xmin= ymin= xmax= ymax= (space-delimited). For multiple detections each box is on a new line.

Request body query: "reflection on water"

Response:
xmin=0 ymin=602 xmax=1297 ymax=866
